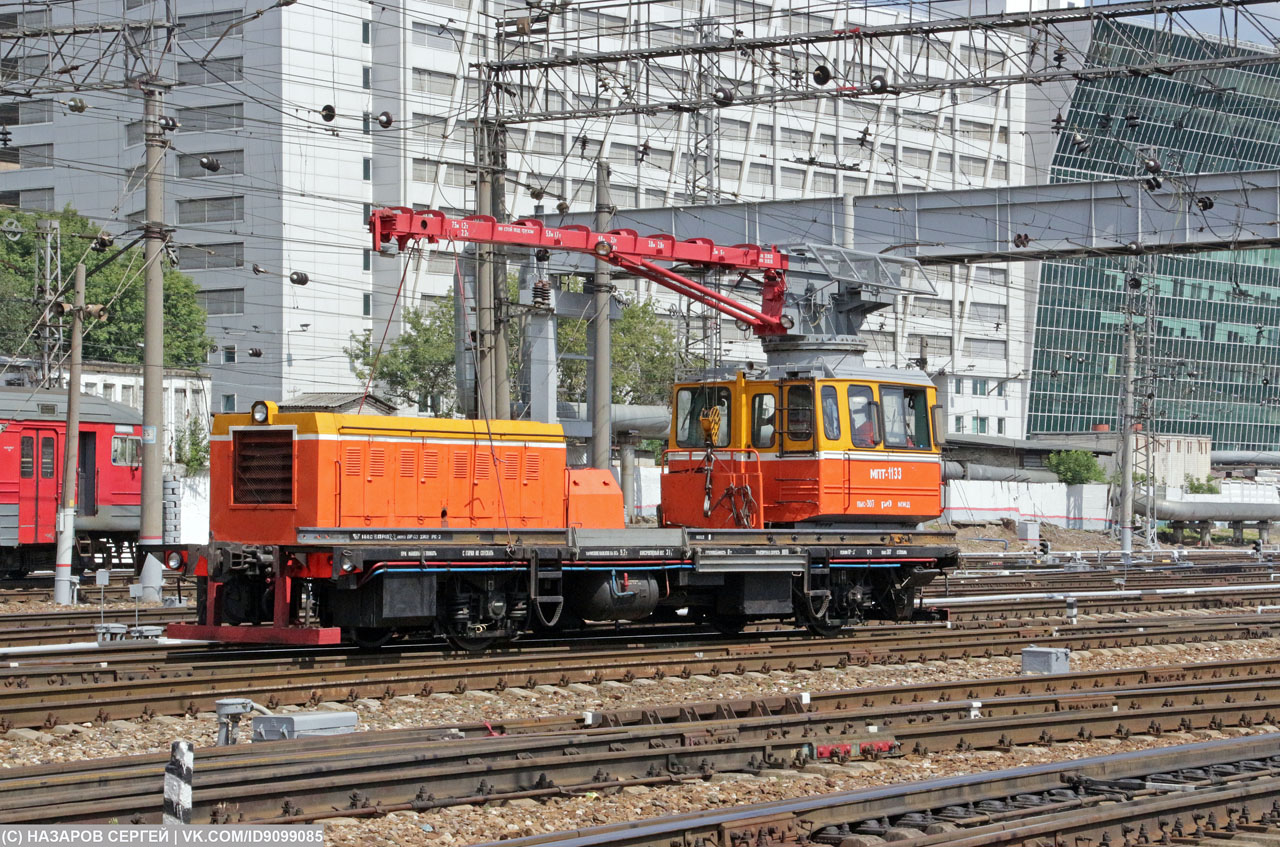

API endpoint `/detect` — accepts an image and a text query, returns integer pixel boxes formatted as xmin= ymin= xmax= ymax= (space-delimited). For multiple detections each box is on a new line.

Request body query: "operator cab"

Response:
xmin=661 ymin=371 xmax=945 ymax=529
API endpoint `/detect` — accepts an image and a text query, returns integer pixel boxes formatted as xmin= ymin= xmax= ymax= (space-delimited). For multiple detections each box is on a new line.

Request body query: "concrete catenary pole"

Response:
xmin=475 ymin=135 xmax=495 ymax=418
xmin=139 ymin=86 xmax=167 ymax=557
xmin=591 ymin=161 xmax=613 ymax=470
xmin=53 ymin=263 xmax=85 ymax=605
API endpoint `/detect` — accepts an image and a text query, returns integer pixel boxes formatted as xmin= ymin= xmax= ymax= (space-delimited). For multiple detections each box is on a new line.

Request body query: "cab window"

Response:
xmin=785 ymin=384 xmax=813 ymax=441
xmin=112 ymin=435 xmax=141 ymax=466
xmin=751 ymin=393 xmax=777 ymax=448
xmin=848 ymin=385 xmax=878 ymax=447
xmin=674 ymin=386 xmax=732 ymax=448
xmin=880 ymin=386 xmax=932 ymax=450
xmin=820 ymin=385 xmax=841 ymax=441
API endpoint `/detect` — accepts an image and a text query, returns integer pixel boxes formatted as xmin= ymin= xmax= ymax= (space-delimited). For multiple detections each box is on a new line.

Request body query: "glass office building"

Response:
xmin=1028 ymin=20 xmax=1280 ymax=450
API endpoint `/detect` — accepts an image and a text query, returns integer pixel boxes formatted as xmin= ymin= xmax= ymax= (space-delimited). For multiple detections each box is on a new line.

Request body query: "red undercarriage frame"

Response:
xmin=167 ymin=573 xmax=343 ymax=645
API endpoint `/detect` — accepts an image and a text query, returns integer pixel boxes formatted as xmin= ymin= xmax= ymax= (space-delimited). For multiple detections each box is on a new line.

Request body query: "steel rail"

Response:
xmin=470 ymin=734 xmax=1280 ymax=847
xmin=7 ymin=673 xmax=1280 ymax=824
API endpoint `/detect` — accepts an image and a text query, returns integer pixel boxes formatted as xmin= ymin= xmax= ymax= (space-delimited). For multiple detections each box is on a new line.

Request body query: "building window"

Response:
xmin=176 ymin=196 xmax=244 ymax=224
xmin=362 ymin=112 xmax=371 ymax=134
xmin=221 ymin=394 xmax=236 ymax=413
xmin=954 ymin=378 xmax=963 ymax=395
xmin=362 ymin=157 xmax=371 ymax=180
xmin=362 ymin=292 xmax=372 ymax=317
xmin=963 ymin=338 xmax=1007 ymax=360
xmin=176 ymin=56 xmax=243 ymax=85
xmin=972 ymin=416 xmax=988 ymax=434
xmin=362 ymin=249 xmax=371 ymax=271
xmin=996 ymin=381 xmax=1006 ymax=397
xmin=997 ymin=418 xmax=1005 ymax=435
xmin=195 ymin=288 xmax=245 ymax=315
xmin=176 ymin=103 xmax=243 ymax=132
xmin=177 ymin=150 xmax=244 ymax=178
xmin=362 ymin=20 xmax=371 ymax=43
xmin=20 ymin=188 xmax=53 ymax=211
xmin=178 ymin=242 xmax=244 ymax=270
xmin=954 ymin=415 xmax=964 ymax=433
xmin=17 ymin=144 xmax=53 ymax=169
xmin=122 ymin=385 xmax=135 ymax=406
xmin=178 ymin=10 xmax=243 ymax=40
xmin=222 ymin=346 xmax=237 ymax=364
xmin=972 ymin=378 xmax=988 ymax=396
xmin=362 ymin=66 xmax=371 ymax=89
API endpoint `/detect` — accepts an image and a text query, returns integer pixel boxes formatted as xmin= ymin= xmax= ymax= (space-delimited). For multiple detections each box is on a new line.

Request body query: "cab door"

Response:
xmin=779 ymin=381 xmax=815 ymax=454
xmin=18 ymin=428 xmax=59 ymax=544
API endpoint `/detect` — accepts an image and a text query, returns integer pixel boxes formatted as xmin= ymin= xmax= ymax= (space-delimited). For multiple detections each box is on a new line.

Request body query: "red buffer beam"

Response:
xmin=369 ymin=207 xmax=791 ymax=336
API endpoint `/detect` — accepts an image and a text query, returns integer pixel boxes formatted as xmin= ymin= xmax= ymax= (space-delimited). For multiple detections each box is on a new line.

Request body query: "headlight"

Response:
xmin=251 ymin=401 xmax=269 ymax=423
xmin=165 ymin=551 xmax=184 ymax=570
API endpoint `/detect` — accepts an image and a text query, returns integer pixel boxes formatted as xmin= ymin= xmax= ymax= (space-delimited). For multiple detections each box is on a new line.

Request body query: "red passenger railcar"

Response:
xmin=0 ymin=386 xmax=142 ymax=576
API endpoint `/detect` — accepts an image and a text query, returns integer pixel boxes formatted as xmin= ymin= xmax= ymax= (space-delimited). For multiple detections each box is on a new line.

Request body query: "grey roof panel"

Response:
xmin=0 ymin=386 xmax=142 ymax=425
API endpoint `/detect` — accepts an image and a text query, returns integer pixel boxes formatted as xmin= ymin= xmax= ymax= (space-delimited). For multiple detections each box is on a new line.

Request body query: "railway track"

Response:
xmin=0 ymin=611 xmax=1277 ymax=729
xmin=479 ymin=733 xmax=1280 ymax=847
xmin=7 ymin=657 xmax=1280 ymax=825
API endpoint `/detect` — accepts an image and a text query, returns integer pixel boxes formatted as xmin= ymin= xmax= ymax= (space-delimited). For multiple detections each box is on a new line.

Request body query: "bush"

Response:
xmin=1044 ymin=450 xmax=1106 ymax=485
xmin=1184 ymin=474 xmax=1220 ymax=494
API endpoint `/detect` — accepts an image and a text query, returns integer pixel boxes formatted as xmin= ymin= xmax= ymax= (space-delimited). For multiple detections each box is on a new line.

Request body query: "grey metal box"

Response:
xmin=251 ymin=712 xmax=357 ymax=742
xmin=1021 ymin=646 xmax=1069 ymax=675
xmin=1017 ymin=521 xmax=1040 ymax=542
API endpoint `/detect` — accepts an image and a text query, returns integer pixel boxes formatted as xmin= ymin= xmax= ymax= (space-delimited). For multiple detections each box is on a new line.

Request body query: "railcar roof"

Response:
xmin=0 ymin=386 xmax=142 ymax=425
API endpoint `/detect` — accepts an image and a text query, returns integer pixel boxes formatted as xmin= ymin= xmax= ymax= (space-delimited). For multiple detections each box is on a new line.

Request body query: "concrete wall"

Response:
xmin=162 ymin=471 xmax=210 ymax=546
xmin=945 ymin=480 xmax=1111 ymax=530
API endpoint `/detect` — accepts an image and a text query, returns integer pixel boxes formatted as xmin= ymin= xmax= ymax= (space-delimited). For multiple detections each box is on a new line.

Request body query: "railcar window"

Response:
xmin=785 ymin=384 xmax=813 ymax=441
xmin=40 ymin=437 xmax=54 ymax=478
xmin=19 ymin=436 xmax=32 ymax=478
xmin=751 ymin=393 xmax=776 ymax=448
xmin=847 ymin=386 xmax=878 ymax=447
xmin=821 ymin=386 xmax=841 ymax=441
xmin=674 ymin=387 xmax=732 ymax=448
xmin=881 ymin=387 xmax=932 ymax=450
xmin=111 ymin=436 xmax=141 ymax=467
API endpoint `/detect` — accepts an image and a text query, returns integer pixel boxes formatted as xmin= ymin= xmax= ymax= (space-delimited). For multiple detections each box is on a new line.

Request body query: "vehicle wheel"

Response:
xmin=446 ymin=633 xmax=502 ymax=652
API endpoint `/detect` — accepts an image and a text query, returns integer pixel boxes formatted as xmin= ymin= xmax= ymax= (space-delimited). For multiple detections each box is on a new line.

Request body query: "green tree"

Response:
xmin=174 ymin=416 xmax=210 ymax=473
xmin=345 ymin=296 xmax=458 ymax=414
xmin=1184 ymin=474 xmax=1220 ymax=494
xmin=0 ymin=207 xmax=212 ymax=366
xmin=1045 ymin=450 xmax=1107 ymax=485
xmin=346 ymin=290 xmax=683 ymax=414
xmin=553 ymin=296 xmax=681 ymax=405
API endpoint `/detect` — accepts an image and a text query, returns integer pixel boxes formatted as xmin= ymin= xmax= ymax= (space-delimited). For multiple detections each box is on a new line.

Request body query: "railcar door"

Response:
xmin=779 ymin=381 xmax=815 ymax=454
xmin=18 ymin=428 xmax=58 ymax=544
xmin=78 ymin=431 xmax=97 ymax=516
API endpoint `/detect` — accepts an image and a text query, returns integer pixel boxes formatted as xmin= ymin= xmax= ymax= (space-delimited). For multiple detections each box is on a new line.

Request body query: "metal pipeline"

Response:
xmin=1135 ymin=494 xmax=1280 ymax=522
xmin=944 ymin=461 xmax=1059 ymax=484
xmin=1212 ymin=450 xmax=1280 ymax=467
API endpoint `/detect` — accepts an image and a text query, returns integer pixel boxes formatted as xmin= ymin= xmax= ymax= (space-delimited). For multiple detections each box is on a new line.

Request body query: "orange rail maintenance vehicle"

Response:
xmin=166 ymin=210 xmax=957 ymax=648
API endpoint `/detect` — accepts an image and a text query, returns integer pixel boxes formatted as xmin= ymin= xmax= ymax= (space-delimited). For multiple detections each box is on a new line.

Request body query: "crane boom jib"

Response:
xmin=368 ymin=206 xmax=792 ymax=336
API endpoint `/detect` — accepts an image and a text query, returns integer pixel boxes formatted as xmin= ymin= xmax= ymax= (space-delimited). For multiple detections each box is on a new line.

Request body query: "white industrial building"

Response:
xmin=0 ymin=0 xmax=1029 ymax=433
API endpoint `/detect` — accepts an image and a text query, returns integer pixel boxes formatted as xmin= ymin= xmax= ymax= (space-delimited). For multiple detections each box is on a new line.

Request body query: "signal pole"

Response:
xmin=139 ymin=85 xmax=168 ymax=557
xmin=53 ymin=263 xmax=85 ymax=606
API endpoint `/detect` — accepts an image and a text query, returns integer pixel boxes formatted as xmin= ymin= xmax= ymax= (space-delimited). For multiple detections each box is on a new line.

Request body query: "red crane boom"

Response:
xmin=368 ymin=207 xmax=791 ymax=336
